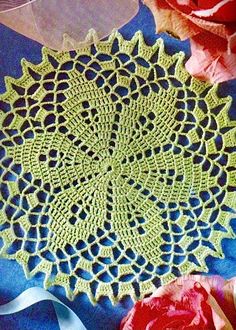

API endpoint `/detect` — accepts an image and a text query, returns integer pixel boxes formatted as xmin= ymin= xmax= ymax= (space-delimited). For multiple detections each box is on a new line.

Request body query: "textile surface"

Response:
xmin=1 ymin=1 xmax=236 ymax=329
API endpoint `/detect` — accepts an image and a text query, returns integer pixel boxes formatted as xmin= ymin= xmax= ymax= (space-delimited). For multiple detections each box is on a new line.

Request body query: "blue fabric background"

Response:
xmin=1 ymin=1 xmax=236 ymax=329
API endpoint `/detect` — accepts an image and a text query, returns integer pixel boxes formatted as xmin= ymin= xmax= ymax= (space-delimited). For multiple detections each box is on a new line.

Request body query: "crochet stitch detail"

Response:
xmin=0 ymin=31 xmax=236 ymax=303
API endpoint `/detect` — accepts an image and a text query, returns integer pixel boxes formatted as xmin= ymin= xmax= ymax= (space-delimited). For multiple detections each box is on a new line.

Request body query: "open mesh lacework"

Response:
xmin=0 ymin=31 xmax=236 ymax=303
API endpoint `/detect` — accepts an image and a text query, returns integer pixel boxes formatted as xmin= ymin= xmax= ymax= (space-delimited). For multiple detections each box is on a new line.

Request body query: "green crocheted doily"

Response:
xmin=0 ymin=31 xmax=236 ymax=303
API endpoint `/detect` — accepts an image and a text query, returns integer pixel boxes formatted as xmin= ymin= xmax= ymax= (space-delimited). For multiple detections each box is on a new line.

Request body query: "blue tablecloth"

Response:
xmin=1 ymin=2 xmax=236 ymax=329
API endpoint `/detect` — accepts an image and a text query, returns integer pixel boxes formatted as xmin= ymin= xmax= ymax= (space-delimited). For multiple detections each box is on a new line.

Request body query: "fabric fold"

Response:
xmin=0 ymin=0 xmax=139 ymax=50
xmin=0 ymin=287 xmax=87 ymax=330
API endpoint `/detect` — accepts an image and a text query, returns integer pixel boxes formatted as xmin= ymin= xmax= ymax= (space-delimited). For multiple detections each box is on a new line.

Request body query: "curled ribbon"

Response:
xmin=0 ymin=0 xmax=139 ymax=51
xmin=0 ymin=287 xmax=87 ymax=330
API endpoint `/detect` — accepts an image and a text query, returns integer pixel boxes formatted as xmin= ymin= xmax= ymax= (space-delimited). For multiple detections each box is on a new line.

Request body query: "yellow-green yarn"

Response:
xmin=0 ymin=31 xmax=236 ymax=304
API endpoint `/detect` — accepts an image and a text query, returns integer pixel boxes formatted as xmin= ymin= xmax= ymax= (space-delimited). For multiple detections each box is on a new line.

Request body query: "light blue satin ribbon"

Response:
xmin=0 ymin=287 xmax=87 ymax=330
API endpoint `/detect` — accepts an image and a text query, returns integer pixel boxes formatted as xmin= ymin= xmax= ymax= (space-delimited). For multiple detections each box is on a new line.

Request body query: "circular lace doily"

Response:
xmin=0 ymin=31 xmax=236 ymax=303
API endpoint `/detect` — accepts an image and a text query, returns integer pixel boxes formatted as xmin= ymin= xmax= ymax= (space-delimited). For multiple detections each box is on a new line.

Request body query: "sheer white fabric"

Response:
xmin=0 ymin=0 xmax=139 ymax=50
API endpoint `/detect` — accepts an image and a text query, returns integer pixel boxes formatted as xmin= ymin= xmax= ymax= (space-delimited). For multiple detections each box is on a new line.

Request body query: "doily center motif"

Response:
xmin=0 ymin=31 xmax=236 ymax=303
